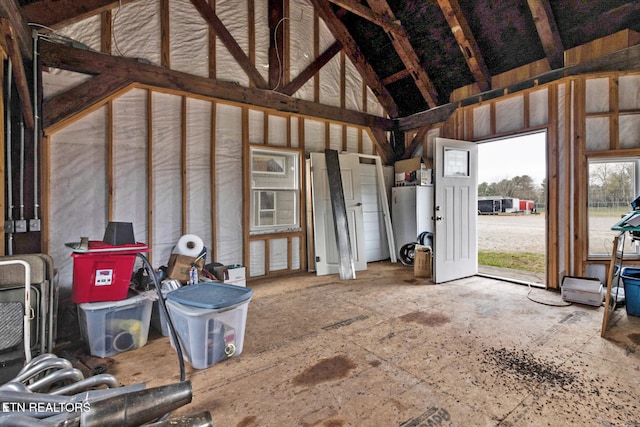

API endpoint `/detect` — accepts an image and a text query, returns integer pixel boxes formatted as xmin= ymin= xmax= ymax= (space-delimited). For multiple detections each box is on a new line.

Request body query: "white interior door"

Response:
xmin=434 ymin=137 xmax=478 ymax=283
xmin=310 ymin=153 xmax=367 ymax=275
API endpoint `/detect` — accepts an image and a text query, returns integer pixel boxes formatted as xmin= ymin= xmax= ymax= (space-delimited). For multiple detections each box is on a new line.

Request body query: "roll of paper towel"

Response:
xmin=174 ymin=234 xmax=204 ymax=257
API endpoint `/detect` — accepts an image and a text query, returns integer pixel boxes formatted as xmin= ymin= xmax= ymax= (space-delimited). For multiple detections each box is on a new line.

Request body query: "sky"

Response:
xmin=477 ymin=132 xmax=546 ymax=187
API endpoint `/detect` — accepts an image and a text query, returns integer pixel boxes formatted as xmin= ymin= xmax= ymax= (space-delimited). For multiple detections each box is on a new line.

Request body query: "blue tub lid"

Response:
xmin=166 ymin=282 xmax=253 ymax=309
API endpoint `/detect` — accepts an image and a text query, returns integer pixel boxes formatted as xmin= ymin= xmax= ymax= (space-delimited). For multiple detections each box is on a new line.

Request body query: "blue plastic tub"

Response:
xmin=620 ymin=267 xmax=640 ymax=316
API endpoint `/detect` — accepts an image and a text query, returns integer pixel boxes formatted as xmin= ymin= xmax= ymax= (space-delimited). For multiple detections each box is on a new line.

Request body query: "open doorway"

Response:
xmin=477 ymin=131 xmax=547 ymax=286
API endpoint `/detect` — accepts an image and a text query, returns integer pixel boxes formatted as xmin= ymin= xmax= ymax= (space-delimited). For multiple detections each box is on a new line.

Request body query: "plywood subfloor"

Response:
xmin=109 ymin=262 xmax=640 ymax=426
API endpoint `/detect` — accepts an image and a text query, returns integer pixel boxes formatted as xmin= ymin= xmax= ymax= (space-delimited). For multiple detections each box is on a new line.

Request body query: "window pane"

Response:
xmin=588 ymin=160 xmax=637 ymax=256
xmin=444 ymin=148 xmax=469 ymax=177
xmin=260 ymin=191 xmax=275 ymax=209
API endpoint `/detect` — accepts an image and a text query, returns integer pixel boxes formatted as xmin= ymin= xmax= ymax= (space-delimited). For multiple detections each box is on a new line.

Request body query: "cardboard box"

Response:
xmin=167 ymin=254 xmax=205 ymax=283
xmin=213 ymin=265 xmax=247 ymax=287
xmin=414 ymin=245 xmax=432 ymax=279
xmin=395 ymin=158 xmax=433 ymax=186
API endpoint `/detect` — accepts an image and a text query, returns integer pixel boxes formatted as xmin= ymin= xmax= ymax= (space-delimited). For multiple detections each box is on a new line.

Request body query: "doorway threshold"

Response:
xmin=478 ymin=264 xmax=546 ymax=288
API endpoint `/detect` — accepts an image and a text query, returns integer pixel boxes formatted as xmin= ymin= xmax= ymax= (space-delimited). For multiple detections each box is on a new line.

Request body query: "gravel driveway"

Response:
xmin=478 ymin=213 xmax=623 ymax=255
xmin=478 ymin=213 xmax=546 ymax=253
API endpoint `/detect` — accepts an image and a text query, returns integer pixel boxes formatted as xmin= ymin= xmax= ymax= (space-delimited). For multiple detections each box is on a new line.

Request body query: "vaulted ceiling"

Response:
xmin=8 ymin=0 xmax=640 ymax=123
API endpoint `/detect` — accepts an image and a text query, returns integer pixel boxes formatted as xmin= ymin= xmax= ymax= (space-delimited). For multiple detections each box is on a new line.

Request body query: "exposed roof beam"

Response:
xmin=398 ymin=42 xmax=640 ymax=131
xmin=380 ymin=68 xmax=411 ymax=86
xmin=308 ymin=0 xmax=399 ymax=118
xmin=43 ymin=74 xmax=133 ymax=133
xmin=39 ymin=40 xmax=394 ymax=131
xmin=366 ymin=0 xmax=439 ymax=109
xmin=1 ymin=17 xmax=34 ymax=129
xmin=0 ymin=0 xmax=32 ymax=59
xmin=280 ymin=40 xmax=342 ymax=96
xmin=436 ymin=0 xmax=491 ymax=92
xmin=526 ymin=0 xmax=564 ymax=69
xmin=327 ymin=0 xmax=402 ymax=33
xmin=21 ymin=0 xmax=136 ymax=29
xmin=190 ymin=0 xmax=269 ymax=90
xmin=368 ymin=127 xmax=394 ymax=164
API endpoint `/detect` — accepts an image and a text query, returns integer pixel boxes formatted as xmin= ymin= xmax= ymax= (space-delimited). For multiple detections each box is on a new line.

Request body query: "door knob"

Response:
xmin=435 ymin=216 xmax=443 ymax=221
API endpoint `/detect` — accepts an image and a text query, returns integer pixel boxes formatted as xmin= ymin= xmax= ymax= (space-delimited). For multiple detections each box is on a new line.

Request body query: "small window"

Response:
xmin=588 ymin=158 xmax=639 ymax=256
xmin=250 ymin=147 xmax=300 ymax=234
xmin=444 ymin=148 xmax=469 ymax=177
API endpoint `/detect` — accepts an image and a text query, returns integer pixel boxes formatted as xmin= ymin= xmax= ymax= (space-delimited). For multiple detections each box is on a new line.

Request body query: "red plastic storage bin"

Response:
xmin=71 ymin=241 xmax=148 ymax=303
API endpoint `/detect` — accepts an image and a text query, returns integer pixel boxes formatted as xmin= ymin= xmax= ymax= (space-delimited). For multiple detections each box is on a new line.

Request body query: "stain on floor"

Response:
xmin=293 ymin=356 xmax=357 ymax=386
xmin=400 ymin=311 xmax=450 ymax=326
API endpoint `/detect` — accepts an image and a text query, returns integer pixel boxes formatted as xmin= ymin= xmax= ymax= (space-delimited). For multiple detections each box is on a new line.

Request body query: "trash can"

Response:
xmin=166 ymin=282 xmax=253 ymax=369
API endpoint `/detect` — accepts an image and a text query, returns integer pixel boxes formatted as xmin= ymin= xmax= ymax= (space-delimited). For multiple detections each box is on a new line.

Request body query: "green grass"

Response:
xmin=478 ymin=250 xmax=546 ymax=274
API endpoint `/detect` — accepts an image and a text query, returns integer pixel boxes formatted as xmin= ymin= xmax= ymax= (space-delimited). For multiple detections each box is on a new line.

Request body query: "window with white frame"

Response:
xmin=588 ymin=157 xmax=640 ymax=257
xmin=250 ymin=147 xmax=300 ymax=233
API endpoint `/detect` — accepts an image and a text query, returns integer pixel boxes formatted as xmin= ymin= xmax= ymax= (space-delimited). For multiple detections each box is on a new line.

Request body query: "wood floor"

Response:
xmin=109 ymin=262 xmax=640 ymax=426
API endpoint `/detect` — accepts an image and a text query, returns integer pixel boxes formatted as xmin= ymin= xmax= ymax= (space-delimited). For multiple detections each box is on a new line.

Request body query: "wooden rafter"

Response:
xmin=0 ymin=0 xmax=31 ymax=60
xmin=436 ymin=0 xmax=491 ymax=92
xmin=526 ymin=0 xmax=564 ymax=69
xmin=366 ymin=0 xmax=439 ymax=109
xmin=43 ymin=73 xmax=133 ymax=133
xmin=308 ymin=0 xmax=399 ymax=118
xmin=280 ymin=41 xmax=342 ymax=96
xmin=368 ymin=127 xmax=394 ymax=164
xmin=380 ymin=68 xmax=411 ymax=86
xmin=327 ymin=0 xmax=402 ymax=33
xmin=39 ymin=40 xmax=394 ymax=131
xmin=1 ymin=17 xmax=34 ymax=129
xmin=21 ymin=0 xmax=135 ymax=29
xmin=190 ymin=0 xmax=269 ymax=90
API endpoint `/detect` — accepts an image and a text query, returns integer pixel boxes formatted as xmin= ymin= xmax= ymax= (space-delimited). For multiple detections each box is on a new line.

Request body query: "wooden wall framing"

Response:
xmin=444 ymin=70 xmax=640 ymax=289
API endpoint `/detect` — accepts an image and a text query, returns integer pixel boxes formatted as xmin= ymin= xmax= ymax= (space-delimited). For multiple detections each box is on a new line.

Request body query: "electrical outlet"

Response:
xmin=14 ymin=220 xmax=27 ymax=233
xmin=29 ymin=219 xmax=41 ymax=232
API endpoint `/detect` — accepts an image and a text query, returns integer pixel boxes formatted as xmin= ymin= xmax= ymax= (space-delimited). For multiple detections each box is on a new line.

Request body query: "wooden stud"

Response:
xmin=248 ymin=0 xmax=255 ymax=87
xmin=284 ymin=0 xmax=290 ymax=85
xmin=573 ymin=78 xmax=587 ymax=276
xmin=146 ymin=89 xmax=154 ymax=263
xmin=181 ymin=96 xmax=187 ymax=233
xmin=313 ymin=9 xmax=320 ymax=103
xmin=325 ymin=121 xmax=330 ymax=149
xmin=547 ymin=83 xmax=559 ymax=289
xmin=208 ymin=0 xmax=216 ymax=79
xmin=286 ymin=115 xmax=292 ymax=148
xmin=107 ymin=101 xmax=114 ymax=221
xmin=562 ymin=82 xmax=571 ymax=277
xmin=465 ymin=106 xmax=474 ymax=140
xmin=524 ymin=92 xmax=530 ymax=129
xmin=268 ymin=0 xmax=283 ymax=89
xmin=100 ymin=10 xmax=112 ymax=54
xmin=210 ymin=101 xmax=217 ymax=261
xmin=489 ymin=102 xmax=496 ymax=136
xmin=242 ymin=107 xmax=251 ymax=276
xmin=609 ymin=76 xmax=619 ymax=150
xmin=161 ymin=0 xmax=170 ymax=68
